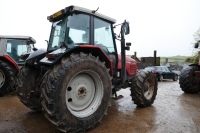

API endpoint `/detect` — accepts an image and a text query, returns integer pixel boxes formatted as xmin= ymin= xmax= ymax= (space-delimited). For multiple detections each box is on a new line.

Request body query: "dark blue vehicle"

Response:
xmin=145 ymin=66 xmax=178 ymax=81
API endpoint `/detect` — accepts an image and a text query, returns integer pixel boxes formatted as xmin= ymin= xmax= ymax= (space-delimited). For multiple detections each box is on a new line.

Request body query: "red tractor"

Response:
xmin=179 ymin=41 xmax=200 ymax=93
xmin=17 ymin=5 xmax=158 ymax=132
xmin=0 ymin=35 xmax=36 ymax=96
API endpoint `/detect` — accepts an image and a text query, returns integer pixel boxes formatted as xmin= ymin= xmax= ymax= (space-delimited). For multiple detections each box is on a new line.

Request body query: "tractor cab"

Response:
xmin=0 ymin=35 xmax=36 ymax=67
xmin=41 ymin=5 xmax=137 ymax=85
xmin=0 ymin=35 xmax=36 ymax=96
xmin=47 ymin=6 xmax=116 ymax=52
xmin=194 ymin=40 xmax=200 ymax=48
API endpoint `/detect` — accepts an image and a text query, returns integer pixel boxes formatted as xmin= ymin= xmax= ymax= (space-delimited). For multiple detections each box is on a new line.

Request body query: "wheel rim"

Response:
xmin=160 ymin=75 xmax=163 ymax=81
xmin=175 ymin=75 xmax=178 ymax=80
xmin=143 ymin=77 xmax=155 ymax=100
xmin=65 ymin=70 xmax=103 ymax=118
xmin=0 ymin=69 xmax=5 ymax=88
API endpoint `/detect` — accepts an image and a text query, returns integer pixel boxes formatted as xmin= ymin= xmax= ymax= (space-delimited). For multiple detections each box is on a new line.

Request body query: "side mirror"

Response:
xmin=124 ymin=21 xmax=130 ymax=35
xmin=126 ymin=42 xmax=131 ymax=46
xmin=194 ymin=41 xmax=200 ymax=48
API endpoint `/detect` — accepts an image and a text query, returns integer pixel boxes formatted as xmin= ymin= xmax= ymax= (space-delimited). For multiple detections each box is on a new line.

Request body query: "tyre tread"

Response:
xmin=130 ymin=70 xmax=158 ymax=107
xmin=41 ymin=53 xmax=112 ymax=132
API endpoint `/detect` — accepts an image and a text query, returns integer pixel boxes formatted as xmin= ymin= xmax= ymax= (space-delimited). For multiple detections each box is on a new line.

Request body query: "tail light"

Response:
xmin=152 ymin=70 xmax=158 ymax=74
xmin=19 ymin=54 xmax=29 ymax=60
xmin=46 ymin=53 xmax=61 ymax=60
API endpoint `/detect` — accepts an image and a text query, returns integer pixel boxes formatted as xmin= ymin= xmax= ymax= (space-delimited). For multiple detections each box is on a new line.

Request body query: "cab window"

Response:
xmin=6 ymin=39 xmax=28 ymax=63
xmin=94 ymin=17 xmax=115 ymax=54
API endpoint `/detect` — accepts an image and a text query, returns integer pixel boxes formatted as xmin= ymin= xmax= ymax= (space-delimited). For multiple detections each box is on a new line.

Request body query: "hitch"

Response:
xmin=112 ymin=88 xmax=124 ymax=100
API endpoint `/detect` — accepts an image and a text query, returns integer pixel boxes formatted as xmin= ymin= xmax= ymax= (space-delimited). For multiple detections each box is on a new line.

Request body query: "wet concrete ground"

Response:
xmin=1 ymin=80 xmax=200 ymax=133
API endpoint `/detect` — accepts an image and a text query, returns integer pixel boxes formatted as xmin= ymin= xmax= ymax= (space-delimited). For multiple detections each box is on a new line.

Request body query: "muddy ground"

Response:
xmin=0 ymin=80 xmax=200 ymax=133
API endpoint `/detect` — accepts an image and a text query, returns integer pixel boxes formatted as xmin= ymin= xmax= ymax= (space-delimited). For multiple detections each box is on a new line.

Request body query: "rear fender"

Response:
xmin=26 ymin=48 xmax=47 ymax=67
xmin=40 ymin=45 xmax=112 ymax=75
xmin=189 ymin=64 xmax=200 ymax=68
xmin=189 ymin=64 xmax=200 ymax=80
xmin=0 ymin=56 xmax=19 ymax=70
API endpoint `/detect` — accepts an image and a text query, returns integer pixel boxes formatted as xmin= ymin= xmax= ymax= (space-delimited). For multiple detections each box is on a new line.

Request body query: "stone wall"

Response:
xmin=160 ymin=62 xmax=191 ymax=71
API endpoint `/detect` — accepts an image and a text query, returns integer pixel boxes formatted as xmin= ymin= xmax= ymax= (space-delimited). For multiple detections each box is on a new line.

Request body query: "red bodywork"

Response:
xmin=79 ymin=45 xmax=113 ymax=75
xmin=118 ymin=55 xmax=138 ymax=76
xmin=195 ymin=71 xmax=200 ymax=79
xmin=2 ymin=55 xmax=19 ymax=70
xmin=60 ymin=45 xmax=138 ymax=76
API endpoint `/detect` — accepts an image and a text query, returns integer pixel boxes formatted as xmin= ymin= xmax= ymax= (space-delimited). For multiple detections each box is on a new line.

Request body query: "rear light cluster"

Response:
xmin=152 ymin=70 xmax=158 ymax=74
xmin=46 ymin=53 xmax=61 ymax=60
xmin=19 ymin=54 xmax=29 ymax=60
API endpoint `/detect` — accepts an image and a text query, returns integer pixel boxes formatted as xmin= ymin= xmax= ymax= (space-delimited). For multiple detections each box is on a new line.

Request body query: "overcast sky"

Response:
xmin=1 ymin=0 xmax=200 ymax=57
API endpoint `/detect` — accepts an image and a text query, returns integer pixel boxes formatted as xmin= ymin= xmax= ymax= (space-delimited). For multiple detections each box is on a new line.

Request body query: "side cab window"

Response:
xmin=6 ymin=42 xmax=12 ymax=53
xmin=94 ymin=17 xmax=115 ymax=54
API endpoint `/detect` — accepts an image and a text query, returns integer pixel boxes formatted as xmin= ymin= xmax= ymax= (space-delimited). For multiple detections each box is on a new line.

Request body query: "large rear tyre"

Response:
xmin=41 ymin=53 xmax=112 ymax=132
xmin=0 ymin=60 xmax=15 ymax=96
xmin=17 ymin=65 xmax=42 ymax=111
xmin=131 ymin=70 xmax=158 ymax=108
xmin=179 ymin=66 xmax=200 ymax=93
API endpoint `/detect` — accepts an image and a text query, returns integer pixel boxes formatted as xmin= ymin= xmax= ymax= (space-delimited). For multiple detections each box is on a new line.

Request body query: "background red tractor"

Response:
xmin=0 ymin=35 xmax=36 ymax=96
xmin=17 ymin=6 xmax=158 ymax=132
xmin=179 ymin=41 xmax=200 ymax=93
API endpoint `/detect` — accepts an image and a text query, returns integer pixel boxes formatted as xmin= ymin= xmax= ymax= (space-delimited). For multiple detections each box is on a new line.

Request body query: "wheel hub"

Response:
xmin=144 ymin=78 xmax=154 ymax=100
xmin=65 ymin=71 xmax=103 ymax=118
xmin=0 ymin=70 xmax=5 ymax=88
xmin=78 ymin=86 xmax=87 ymax=99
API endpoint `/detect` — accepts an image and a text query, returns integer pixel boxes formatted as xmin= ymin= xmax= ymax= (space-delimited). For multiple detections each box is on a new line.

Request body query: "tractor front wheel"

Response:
xmin=131 ymin=70 xmax=158 ymax=108
xmin=41 ymin=53 xmax=112 ymax=132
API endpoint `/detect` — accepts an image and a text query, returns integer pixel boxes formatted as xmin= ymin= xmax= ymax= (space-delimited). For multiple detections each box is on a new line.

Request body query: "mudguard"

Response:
xmin=26 ymin=48 xmax=47 ymax=66
xmin=39 ymin=45 xmax=112 ymax=75
xmin=189 ymin=64 xmax=200 ymax=68
xmin=1 ymin=55 xmax=19 ymax=70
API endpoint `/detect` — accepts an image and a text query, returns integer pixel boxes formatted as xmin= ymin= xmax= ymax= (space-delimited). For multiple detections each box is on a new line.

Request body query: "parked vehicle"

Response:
xmin=0 ymin=35 xmax=36 ymax=96
xmin=145 ymin=66 xmax=178 ymax=81
xmin=17 ymin=5 xmax=158 ymax=132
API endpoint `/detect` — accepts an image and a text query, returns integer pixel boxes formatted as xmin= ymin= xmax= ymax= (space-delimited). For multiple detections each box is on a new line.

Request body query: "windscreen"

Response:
xmin=47 ymin=13 xmax=90 ymax=51
xmin=6 ymin=39 xmax=32 ymax=63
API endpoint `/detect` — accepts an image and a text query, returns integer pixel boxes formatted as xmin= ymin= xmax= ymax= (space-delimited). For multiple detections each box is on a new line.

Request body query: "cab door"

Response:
xmin=93 ymin=17 xmax=118 ymax=75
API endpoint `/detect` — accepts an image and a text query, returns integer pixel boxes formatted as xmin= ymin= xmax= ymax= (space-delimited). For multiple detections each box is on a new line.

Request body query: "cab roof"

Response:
xmin=0 ymin=35 xmax=36 ymax=43
xmin=48 ymin=5 xmax=116 ymax=24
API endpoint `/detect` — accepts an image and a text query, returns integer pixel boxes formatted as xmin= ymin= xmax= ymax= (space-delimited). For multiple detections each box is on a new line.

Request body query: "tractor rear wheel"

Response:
xmin=41 ymin=53 xmax=112 ymax=132
xmin=179 ymin=66 xmax=200 ymax=93
xmin=131 ymin=70 xmax=158 ymax=108
xmin=0 ymin=60 xmax=15 ymax=96
xmin=17 ymin=65 xmax=42 ymax=111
